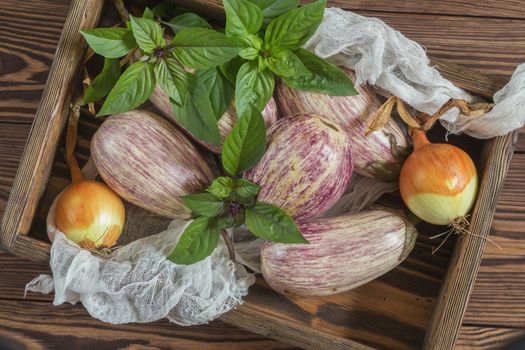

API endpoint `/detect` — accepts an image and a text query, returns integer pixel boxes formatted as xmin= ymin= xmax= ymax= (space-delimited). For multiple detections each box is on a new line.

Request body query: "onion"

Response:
xmin=399 ymin=129 xmax=478 ymax=226
xmin=55 ymin=180 xmax=125 ymax=249
xmin=54 ymin=100 xmax=125 ymax=249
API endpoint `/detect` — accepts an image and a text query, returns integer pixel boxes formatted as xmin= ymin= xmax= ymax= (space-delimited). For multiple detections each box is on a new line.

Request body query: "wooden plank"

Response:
xmin=423 ymin=131 xmax=519 ymax=349
xmin=457 ymin=326 xmax=525 ymax=349
xmin=0 ymin=298 xmax=299 ymax=350
xmin=517 ymin=128 xmax=525 ymax=152
xmin=0 ymin=0 xmax=105 ymax=250
xmin=0 ymin=0 xmax=71 ymax=124
xmin=0 ymin=123 xmax=31 ymax=222
xmin=364 ymin=11 xmax=525 ymax=79
xmin=325 ymin=0 xmax=525 ymax=20
xmin=463 ymin=153 xmax=525 ymax=327
xmin=179 ymin=0 xmax=525 ymax=20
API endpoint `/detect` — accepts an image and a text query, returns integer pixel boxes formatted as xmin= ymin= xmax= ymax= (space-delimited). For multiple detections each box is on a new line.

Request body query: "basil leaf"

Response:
xmin=239 ymin=47 xmax=260 ymax=60
xmin=130 ymin=15 xmax=166 ymax=53
xmin=235 ymin=61 xmax=275 ymax=118
xmin=80 ymin=28 xmax=137 ymax=58
xmin=143 ymin=7 xmax=154 ymax=19
xmin=171 ymin=28 xmax=242 ymax=69
xmin=98 ymin=61 xmax=155 ymax=116
xmin=266 ymin=49 xmax=309 ymax=78
xmin=232 ymin=179 xmax=260 ymax=204
xmin=220 ymin=57 xmax=245 ymax=85
xmin=166 ymin=13 xmax=211 ymax=34
xmin=182 ymin=193 xmax=226 ymax=217
xmin=265 ymin=0 xmax=325 ymax=50
xmin=173 ymin=73 xmax=221 ymax=145
xmin=197 ymin=67 xmax=235 ymax=120
xmin=208 ymin=177 xmax=235 ymax=200
xmin=167 ymin=216 xmax=221 ymax=265
xmin=83 ymin=58 xmax=120 ymax=104
xmin=246 ymin=202 xmax=308 ymax=243
xmin=233 ymin=34 xmax=263 ymax=50
xmin=222 ymin=107 xmax=266 ymax=176
xmin=155 ymin=58 xmax=187 ymax=106
xmin=224 ymin=0 xmax=263 ymax=37
xmin=249 ymin=0 xmax=299 ymax=26
xmin=283 ymin=48 xmax=357 ymax=96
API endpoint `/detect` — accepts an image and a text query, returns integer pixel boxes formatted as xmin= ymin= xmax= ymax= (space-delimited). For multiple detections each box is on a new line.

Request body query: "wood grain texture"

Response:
xmin=0 ymin=299 xmax=299 ymax=350
xmin=173 ymin=0 xmax=525 ymax=20
xmin=0 ymin=123 xmax=30 ymax=223
xmin=324 ymin=0 xmax=525 ymax=20
xmin=457 ymin=326 xmax=525 ymax=349
xmin=464 ymin=153 xmax=525 ymax=327
xmin=0 ymin=0 xmax=105 ymax=250
xmin=0 ymin=0 xmax=71 ymax=124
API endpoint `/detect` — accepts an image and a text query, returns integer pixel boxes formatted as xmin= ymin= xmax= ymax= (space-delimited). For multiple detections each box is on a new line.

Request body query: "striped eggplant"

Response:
xmin=261 ymin=209 xmax=418 ymax=297
xmin=91 ymin=110 xmax=213 ymax=219
xmin=276 ymin=67 xmax=408 ymax=181
xmin=150 ymin=85 xmax=279 ymax=153
xmin=245 ymin=113 xmax=353 ymax=221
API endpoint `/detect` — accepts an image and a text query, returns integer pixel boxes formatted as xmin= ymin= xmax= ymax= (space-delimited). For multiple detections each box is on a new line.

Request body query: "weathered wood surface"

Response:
xmin=1 ymin=0 xmax=525 ymax=349
xmin=0 ymin=0 xmax=105 ymax=252
xmin=457 ymin=326 xmax=525 ymax=350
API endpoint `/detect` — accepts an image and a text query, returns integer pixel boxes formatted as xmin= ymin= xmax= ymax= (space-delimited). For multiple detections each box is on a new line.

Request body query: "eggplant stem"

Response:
xmin=221 ymin=229 xmax=236 ymax=262
xmin=422 ymin=99 xmax=494 ymax=132
xmin=65 ymin=98 xmax=85 ymax=184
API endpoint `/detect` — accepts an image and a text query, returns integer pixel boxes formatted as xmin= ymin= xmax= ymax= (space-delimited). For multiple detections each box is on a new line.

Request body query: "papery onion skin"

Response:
xmin=245 ymin=113 xmax=353 ymax=221
xmin=55 ymin=180 xmax=125 ymax=248
xmin=91 ymin=110 xmax=214 ymax=219
xmin=261 ymin=209 xmax=418 ymax=297
xmin=276 ymin=67 xmax=408 ymax=181
xmin=150 ymin=85 xmax=279 ymax=153
xmin=399 ymin=129 xmax=478 ymax=225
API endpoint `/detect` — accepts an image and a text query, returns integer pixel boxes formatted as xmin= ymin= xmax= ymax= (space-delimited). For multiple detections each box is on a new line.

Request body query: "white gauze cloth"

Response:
xmin=25 ymin=195 xmax=255 ymax=326
xmin=305 ymin=8 xmax=525 ymax=138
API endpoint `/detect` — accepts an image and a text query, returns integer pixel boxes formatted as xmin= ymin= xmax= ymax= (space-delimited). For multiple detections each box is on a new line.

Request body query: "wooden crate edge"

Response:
xmin=0 ymin=0 xmax=105 ymax=248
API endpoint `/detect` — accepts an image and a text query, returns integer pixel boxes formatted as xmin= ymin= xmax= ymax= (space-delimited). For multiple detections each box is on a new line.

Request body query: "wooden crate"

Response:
xmin=0 ymin=0 xmax=519 ymax=349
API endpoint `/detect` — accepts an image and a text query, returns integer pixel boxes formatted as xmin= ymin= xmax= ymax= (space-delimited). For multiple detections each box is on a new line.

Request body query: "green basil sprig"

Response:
xmin=81 ymin=0 xmax=356 ymax=148
xmin=168 ymin=172 xmax=307 ymax=265
xmin=81 ymin=11 xmax=242 ymax=145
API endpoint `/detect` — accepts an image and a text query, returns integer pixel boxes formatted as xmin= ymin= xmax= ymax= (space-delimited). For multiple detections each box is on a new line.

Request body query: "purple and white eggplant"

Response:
xmin=245 ymin=113 xmax=353 ymax=221
xmin=150 ymin=85 xmax=279 ymax=153
xmin=261 ymin=209 xmax=418 ymax=297
xmin=91 ymin=110 xmax=213 ymax=219
xmin=276 ymin=67 xmax=408 ymax=181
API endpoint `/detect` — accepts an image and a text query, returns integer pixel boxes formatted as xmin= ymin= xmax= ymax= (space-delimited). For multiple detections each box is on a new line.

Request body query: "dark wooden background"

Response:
xmin=1 ymin=0 xmax=525 ymax=349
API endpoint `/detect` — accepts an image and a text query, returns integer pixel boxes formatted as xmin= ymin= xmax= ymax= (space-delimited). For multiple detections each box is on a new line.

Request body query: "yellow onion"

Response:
xmin=399 ymin=129 xmax=478 ymax=225
xmin=55 ymin=179 xmax=125 ymax=249
xmin=55 ymin=109 xmax=125 ymax=250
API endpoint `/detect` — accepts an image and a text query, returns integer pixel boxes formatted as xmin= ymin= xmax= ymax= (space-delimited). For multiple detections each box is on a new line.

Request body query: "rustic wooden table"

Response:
xmin=1 ymin=0 xmax=524 ymax=349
